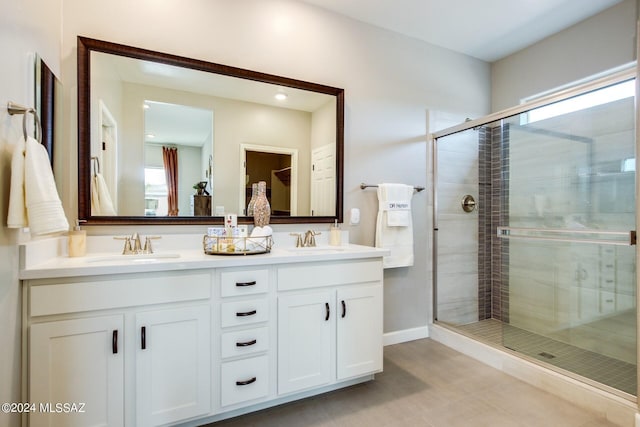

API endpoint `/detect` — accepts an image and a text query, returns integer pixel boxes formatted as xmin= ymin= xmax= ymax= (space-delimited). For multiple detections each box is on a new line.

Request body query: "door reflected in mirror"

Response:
xmin=78 ymin=37 xmax=344 ymax=225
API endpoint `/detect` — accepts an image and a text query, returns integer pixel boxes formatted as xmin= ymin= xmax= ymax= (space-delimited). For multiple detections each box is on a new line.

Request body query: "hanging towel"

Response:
xmin=7 ymin=136 xmax=69 ymax=235
xmin=91 ymin=172 xmax=116 ymax=215
xmin=375 ymin=183 xmax=414 ymax=268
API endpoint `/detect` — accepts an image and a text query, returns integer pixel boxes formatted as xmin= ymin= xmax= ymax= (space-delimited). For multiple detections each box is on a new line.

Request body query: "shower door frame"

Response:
xmin=431 ymin=64 xmax=639 ymax=399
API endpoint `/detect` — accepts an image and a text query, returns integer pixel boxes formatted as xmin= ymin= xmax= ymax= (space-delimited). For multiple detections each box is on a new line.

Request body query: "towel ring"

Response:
xmin=7 ymin=102 xmax=42 ymax=144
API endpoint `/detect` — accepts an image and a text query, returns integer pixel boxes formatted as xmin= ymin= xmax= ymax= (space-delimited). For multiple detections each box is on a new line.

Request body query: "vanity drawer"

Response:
xmin=221 ymin=299 xmax=269 ymax=328
xmin=220 ymin=269 xmax=269 ymax=297
xmin=221 ymin=327 xmax=269 ymax=359
xmin=278 ymin=260 xmax=382 ymax=291
xmin=30 ymin=272 xmax=211 ymax=316
xmin=221 ymin=355 xmax=269 ymax=407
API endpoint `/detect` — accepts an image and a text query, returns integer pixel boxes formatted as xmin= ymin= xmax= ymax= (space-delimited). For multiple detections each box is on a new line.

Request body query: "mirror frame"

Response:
xmin=77 ymin=36 xmax=344 ymax=225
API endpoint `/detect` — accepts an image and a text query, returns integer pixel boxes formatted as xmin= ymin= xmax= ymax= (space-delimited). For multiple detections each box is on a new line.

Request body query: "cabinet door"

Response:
xmin=136 ymin=305 xmax=211 ymax=427
xmin=278 ymin=291 xmax=333 ymax=395
xmin=30 ymin=315 xmax=124 ymax=427
xmin=337 ymin=283 xmax=383 ymax=380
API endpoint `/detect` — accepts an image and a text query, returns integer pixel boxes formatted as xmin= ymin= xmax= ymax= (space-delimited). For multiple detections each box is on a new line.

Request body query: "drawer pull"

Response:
xmin=236 ymin=281 xmax=257 ymax=287
xmin=141 ymin=326 xmax=146 ymax=350
xmin=236 ymin=339 xmax=257 ymax=347
xmin=236 ymin=310 xmax=257 ymax=317
xmin=341 ymin=300 xmax=346 ymax=318
xmin=236 ymin=377 xmax=257 ymax=386
xmin=112 ymin=330 xmax=118 ymax=354
xmin=325 ymin=302 xmax=330 ymax=321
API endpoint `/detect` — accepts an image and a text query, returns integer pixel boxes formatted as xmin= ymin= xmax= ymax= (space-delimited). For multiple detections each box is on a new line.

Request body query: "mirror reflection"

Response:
xmin=79 ymin=37 xmax=344 ymax=224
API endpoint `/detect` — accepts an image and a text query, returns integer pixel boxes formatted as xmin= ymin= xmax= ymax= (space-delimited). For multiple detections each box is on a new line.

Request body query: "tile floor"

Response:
xmin=205 ymin=338 xmax=620 ymax=427
xmin=457 ymin=318 xmax=637 ymax=395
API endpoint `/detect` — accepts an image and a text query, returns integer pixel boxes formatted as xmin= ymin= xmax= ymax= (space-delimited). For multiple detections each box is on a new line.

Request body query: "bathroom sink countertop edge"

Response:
xmin=19 ymin=236 xmax=389 ymax=280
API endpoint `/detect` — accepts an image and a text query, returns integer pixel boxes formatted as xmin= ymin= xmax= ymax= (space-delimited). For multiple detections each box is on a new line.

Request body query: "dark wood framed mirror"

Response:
xmin=77 ymin=36 xmax=344 ymax=225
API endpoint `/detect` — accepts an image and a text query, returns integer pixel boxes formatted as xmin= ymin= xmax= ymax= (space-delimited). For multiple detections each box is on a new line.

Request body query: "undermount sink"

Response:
xmin=85 ymin=253 xmax=181 ymax=263
xmin=284 ymin=247 xmax=346 ymax=254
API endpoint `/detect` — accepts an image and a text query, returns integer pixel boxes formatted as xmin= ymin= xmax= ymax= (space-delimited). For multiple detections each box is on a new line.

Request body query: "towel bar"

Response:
xmin=7 ymin=101 xmax=42 ymax=144
xmin=360 ymin=183 xmax=425 ymax=192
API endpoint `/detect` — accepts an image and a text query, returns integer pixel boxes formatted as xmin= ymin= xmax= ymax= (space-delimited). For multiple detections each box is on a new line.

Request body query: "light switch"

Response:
xmin=350 ymin=208 xmax=360 ymax=225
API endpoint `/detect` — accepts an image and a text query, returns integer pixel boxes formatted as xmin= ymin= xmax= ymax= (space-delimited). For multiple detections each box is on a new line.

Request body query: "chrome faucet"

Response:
xmin=131 ymin=233 xmax=143 ymax=253
xmin=303 ymin=230 xmax=320 ymax=247
xmin=115 ymin=233 xmax=161 ymax=255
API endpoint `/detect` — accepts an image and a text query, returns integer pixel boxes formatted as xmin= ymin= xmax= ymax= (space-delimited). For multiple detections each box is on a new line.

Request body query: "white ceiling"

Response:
xmin=298 ymin=0 xmax=624 ymax=62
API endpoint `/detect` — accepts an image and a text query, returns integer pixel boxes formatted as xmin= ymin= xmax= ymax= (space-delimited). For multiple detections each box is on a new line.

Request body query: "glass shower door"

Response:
xmin=500 ymin=79 xmax=637 ymax=395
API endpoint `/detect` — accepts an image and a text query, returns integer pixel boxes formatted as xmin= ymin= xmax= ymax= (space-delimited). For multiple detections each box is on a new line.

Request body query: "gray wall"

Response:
xmin=0 ymin=2 xmax=62 ymax=426
xmin=491 ymin=0 xmax=637 ymax=112
xmin=60 ymin=0 xmax=491 ymax=339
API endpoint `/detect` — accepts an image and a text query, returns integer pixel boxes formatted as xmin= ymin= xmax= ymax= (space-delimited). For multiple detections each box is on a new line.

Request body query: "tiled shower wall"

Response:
xmin=478 ymin=123 xmax=508 ymax=322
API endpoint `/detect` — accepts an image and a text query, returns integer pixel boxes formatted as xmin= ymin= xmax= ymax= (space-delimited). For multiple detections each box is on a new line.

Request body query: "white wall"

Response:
xmin=491 ymin=0 xmax=637 ymax=111
xmin=0 ymin=2 xmax=62 ymax=426
xmin=60 ymin=0 xmax=491 ymax=336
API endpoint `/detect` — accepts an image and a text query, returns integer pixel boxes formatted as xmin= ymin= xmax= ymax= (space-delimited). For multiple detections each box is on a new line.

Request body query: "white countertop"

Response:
xmin=19 ymin=233 xmax=388 ymax=280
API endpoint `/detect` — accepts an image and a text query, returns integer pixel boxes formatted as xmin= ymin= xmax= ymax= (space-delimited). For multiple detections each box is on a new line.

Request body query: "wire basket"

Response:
xmin=202 ymin=235 xmax=273 ymax=255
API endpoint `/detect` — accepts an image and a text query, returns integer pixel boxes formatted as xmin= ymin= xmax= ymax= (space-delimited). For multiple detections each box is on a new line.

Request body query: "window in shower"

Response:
xmin=434 ymin=74 xmax=637 ymax=397
xmin=522 ymin=79 xmax=635 ymax=124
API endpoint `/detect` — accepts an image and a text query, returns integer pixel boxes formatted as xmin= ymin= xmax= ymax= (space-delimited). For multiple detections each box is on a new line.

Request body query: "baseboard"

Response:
xmin=383 ymin=325 xmax=429 ymax=346
xmin=430 ymin=323 xmax=638 ymax=427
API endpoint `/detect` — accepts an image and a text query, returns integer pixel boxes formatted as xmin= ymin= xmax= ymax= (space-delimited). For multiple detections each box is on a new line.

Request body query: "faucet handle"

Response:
xmin=289 ymin=233 xmax=303 ymax=247
xmin=143 ymin=236 xmax=162 ymax=254
xmin=114 ymin=236 xmax=133 ymax=255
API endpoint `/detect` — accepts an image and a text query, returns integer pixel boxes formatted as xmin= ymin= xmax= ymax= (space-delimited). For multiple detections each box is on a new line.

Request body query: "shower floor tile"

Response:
xmin=455 ymin=318 xmax=637 ymax=395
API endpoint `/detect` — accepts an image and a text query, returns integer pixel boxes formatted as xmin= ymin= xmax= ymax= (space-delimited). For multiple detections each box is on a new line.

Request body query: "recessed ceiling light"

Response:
xmin=146 ymin=133 xmax=155 ymax=139
xmin=275 ymin=92 xmax=288 ymax=101
xmin=143 ymin=103 xmax=150 ymax=109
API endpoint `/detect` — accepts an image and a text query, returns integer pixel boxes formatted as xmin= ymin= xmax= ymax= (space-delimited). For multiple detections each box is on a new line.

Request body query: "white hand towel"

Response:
xmin=91 ymin=172 xmax=116 ymax=215
xmin=8 ymin=136 xmax=69 ymax=235
xmin=375 ymin=183 xmax=414 ymax=268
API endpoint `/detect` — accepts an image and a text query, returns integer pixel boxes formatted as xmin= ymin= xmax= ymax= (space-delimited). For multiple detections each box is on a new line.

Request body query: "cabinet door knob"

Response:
xmin=325 ymin=302 xmax=330 ymax=321
xmin=236 ymin=339 xmax=257 ymax=347
xmin=141 ymin=326 xmax=146 ymax=350
xmin=236 ymin=377 xmax=257 ymax=386
xmin=236 ymin=310 xmax=257 ymax=317
xmin=236 ymin=281 xmax=257 ymax=287
xmin=341 ymin=300 xmax=346 ymax=318
xmin=112 ymin=330 xmax=118 ymax=354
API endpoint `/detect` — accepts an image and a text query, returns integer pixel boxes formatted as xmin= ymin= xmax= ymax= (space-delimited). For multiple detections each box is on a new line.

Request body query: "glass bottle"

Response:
xmin=253 ymin=181 xmax=271 ymax=227
xmin=247 ymin=183 xmax=258 ymax=216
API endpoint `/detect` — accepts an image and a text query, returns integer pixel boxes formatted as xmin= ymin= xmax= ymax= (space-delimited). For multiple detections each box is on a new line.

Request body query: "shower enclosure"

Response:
xmin=433 ymin=69 xmax=637 ymax=397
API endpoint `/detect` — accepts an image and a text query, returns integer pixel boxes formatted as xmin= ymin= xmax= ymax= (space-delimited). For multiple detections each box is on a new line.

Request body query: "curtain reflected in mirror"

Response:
xmin=162 ymin=147 xmax=179 ymax=216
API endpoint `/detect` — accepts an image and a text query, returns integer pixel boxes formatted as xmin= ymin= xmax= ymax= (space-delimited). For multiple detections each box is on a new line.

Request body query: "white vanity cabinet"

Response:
xmin=24 ymin=271 xmax=212 ymax=427
xmin=21 ymin=238 xmax=386 ymax=427
xmin=277 ymin=259 xmax=383 ymax=396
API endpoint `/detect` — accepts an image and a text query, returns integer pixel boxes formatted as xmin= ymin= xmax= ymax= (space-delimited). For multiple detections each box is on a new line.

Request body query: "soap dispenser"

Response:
xmin=68 ymin=220 xmax=86 ymax=257
xmin=329 ymin=220 xmax=341 ymax=246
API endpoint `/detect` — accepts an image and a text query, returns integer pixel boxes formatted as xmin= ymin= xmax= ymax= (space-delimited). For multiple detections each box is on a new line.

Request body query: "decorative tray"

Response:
xmin=202 ymin=235 xmax=273 ymax=256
